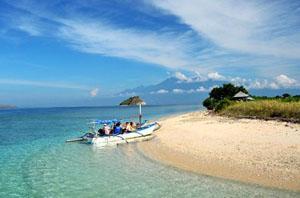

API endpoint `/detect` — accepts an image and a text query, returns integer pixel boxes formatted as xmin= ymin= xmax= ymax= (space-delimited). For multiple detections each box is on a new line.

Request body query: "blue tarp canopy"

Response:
xmin=90 ymin=119 xmax=120 ymax=125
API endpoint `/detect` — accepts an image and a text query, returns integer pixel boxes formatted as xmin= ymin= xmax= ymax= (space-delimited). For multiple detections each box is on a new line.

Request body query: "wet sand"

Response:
xmin=138 ymin=111 xmax=300 ymax=191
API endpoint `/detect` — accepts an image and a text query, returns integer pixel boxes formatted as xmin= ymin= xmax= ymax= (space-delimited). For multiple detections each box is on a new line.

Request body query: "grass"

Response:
xmin=219 ymin=100 xmax=300 ymax=123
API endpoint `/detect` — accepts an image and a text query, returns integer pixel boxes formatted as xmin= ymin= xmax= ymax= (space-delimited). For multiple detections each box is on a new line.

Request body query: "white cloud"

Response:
xmin=152 ymin=0 xmax=300 ymax=59
xmin=15 ymin=16 xmax=42 ymax=36
xmin=174 ymin=71 xmax=189 ymax=81
xmin=230 ymin=77 xmax=248 ymax=86
xmin=4 ymin=2 xmax=198 ymax=69
xmin=233 ymin=74 xmax=299 ymax=90
xmin=247 ymin=79 xmax=270 ymax=89
xmin=57 ymin=20 xmax=195 ymax=69
xmin=207 ymin=72 xmax=225 ymax=80
xmin=150 ymin=89 xmax=169 ymax=94
xmin=175 ymin=71 xmax=227 ymax=83
xmin=3 ymin=1 xmax=300 ymax=81
xmin=269 ymin=82 xmax=279 ymax=89
xmin=157 ymin=89 xmax=169 ymax=94
xmin=196 ymin=86 xmax=209 ymax=92
xmin=172 ymin=88 xmax=184 ymax=93
xmin=275 ymin=74 xmax=297 ymax=87
xmin=90 ymin=88 xmax=99 ymax=97
xmin=171 ymin=87 xmax=210 ymax=94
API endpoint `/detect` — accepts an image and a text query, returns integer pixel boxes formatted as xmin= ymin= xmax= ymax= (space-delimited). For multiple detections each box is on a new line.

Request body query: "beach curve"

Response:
xmin=138 ymin=111 xmax=300 ymax=191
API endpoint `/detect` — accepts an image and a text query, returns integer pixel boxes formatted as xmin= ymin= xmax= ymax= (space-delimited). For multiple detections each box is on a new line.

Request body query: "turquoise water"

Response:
xmin=0 ymin=105 xmax=299 ymax=197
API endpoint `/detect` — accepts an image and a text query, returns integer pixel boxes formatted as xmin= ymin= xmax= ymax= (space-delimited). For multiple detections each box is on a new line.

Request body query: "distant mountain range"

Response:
xmin=116 ymin=77 xmax=299 ymax=105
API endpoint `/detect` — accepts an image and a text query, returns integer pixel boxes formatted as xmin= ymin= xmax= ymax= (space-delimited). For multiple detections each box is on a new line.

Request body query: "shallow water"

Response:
xmin=0 ymin=105 xmax=299 ymax=197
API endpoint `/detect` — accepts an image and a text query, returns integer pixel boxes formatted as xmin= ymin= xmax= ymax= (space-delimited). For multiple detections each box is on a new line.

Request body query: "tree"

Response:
xmin=209 ymin=83 xmax=248 ymax=100
xmin=282 ymin=93 xmax=291 ymax=98
xmin=203 ymin=83 xmax=249 ymax=111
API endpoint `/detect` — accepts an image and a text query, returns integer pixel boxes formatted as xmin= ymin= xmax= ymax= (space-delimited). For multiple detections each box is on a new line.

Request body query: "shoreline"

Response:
xmin=138 ymin=111 xmax=300 ymax=191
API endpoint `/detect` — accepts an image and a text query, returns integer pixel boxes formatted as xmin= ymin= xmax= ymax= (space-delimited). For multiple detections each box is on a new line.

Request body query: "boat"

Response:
xmin=66 ymin=120 xmax=160 ymax=146
xmin=87 ymin=122 xmax=160 ymax=146
xmin=66 ymin=96 xmax=161 ymax=146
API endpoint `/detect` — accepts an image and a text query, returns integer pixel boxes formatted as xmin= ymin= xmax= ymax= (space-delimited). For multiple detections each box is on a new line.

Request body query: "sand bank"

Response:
xmin=138 ymin=111 xmax=300 ymax=191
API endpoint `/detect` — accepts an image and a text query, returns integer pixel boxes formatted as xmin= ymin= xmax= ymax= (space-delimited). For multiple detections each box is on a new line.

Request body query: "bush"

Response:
xmin=214 ymin=98 xmax=232 ymax=112
xmin=219 ymin=100 xmax=300 ymax=122
xmin=203 ymin=98 xmax=217 ymax=110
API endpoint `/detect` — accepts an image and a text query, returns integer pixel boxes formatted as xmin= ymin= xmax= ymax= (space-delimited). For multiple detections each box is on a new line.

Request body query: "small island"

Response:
xmin=0 ymin=104 xmax=16 ymax=110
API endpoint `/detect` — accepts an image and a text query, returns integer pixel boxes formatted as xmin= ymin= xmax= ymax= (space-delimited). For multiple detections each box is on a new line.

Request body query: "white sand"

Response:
xmin=138 ymin=111 xmax=300 ymax=191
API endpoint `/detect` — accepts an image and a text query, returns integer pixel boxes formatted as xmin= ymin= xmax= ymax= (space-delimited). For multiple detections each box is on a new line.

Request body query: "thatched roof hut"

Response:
xmin=119 ymin=96 xmax=145 ymax=106
xmin=233 ymin=91 xmax=254 ymax=101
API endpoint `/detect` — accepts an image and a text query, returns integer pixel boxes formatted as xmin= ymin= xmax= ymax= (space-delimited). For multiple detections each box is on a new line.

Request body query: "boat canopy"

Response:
xmin=90 ymin=119 xmax=120 ymax=125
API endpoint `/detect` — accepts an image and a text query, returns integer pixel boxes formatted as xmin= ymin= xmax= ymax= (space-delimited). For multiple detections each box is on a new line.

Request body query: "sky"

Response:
xmin=0 ymin=0 xmax=299 ymax=107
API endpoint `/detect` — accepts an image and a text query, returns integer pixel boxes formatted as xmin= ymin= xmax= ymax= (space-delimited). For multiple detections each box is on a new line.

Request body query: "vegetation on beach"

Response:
xmin=202 ymin=83 xmax=247 ymax=111
xmin=219 ymin=100 xmax=300 ymax=122
xmin=202 ymin=83 xmax=300 ymax=122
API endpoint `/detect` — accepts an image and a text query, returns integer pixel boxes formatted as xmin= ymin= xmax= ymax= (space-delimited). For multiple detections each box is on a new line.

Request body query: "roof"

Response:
xmin=120 ymin=96 xmax=146 ymax=106
xmin=233 ymin=91 xmax=249 ymax=98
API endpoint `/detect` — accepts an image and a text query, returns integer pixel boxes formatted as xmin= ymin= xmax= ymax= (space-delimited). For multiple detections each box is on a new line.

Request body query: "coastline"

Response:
xmin=138 ymin=111 xmax=300 ymax=191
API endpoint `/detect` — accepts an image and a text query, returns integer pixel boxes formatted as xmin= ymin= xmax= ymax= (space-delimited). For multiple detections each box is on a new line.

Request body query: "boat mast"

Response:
xmin=139 ymin=103 xmax=142 ymax=125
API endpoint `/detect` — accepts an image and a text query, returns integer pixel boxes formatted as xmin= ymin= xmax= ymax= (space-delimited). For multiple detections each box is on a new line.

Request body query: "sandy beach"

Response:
xmin=138 ymin=111 xmax=300 ymax=191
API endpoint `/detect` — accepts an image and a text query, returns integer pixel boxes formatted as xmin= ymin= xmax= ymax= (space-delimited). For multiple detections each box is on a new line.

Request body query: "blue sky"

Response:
xmin=0 ymin=0 xmax=299 ymax=107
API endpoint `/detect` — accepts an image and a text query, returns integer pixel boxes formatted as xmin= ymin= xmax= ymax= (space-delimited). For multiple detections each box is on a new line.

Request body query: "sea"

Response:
xmin=0 ymin=105 xmax=298 ymax=197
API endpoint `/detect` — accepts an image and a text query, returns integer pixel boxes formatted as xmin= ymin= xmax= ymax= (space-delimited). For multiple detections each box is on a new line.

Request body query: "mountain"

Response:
xmin=118 ymin=77 xmax=224 ymax=105
xmin=117 ymin=77 xmax=299 ymax=105
xmin=120 ymin=77 xmax=226 ymax=95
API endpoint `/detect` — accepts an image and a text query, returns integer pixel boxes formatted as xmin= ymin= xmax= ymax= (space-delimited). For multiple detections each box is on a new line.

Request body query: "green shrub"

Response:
xmin=219 ymin=100 xmax=300 ymax=122
xmin=202 ymin=98 xmax=217 ymax=110
xmin=215 ymin=98 xmax=232 ymax=112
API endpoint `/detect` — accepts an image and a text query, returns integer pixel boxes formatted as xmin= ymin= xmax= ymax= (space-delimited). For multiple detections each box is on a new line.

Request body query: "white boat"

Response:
xmin=86 ymin=122 xmax=160 ymax=146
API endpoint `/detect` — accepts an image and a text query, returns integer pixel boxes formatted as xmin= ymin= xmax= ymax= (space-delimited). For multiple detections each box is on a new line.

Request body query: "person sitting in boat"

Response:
xmin=98 ymin=128 xmax=105 ymax=136
xmin=103 ymin=124 xmax=111 ymax=136
xmin=130 ymin=122 xmax=137 ymax=131
xmin=113 ymin=122 xmax=122 ymax=135
xmin=122 ymin=122 xmax=128 ymax=133
xmin=125 ymin=122 xmax=133 ymax=133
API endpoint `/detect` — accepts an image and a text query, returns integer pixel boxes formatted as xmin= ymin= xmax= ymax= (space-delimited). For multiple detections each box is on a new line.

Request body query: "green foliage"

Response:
xmin=209 ymin=83 xmax=248 ymax=100
xmin=202 ymin=98 xmax=217 ymax=110
xmin=282 ymin=93 xmax=291 ymax=98
xmin=253 ymin=95 xmax=300 ymax=102
xmin=120 ymin=96 xmax=144 ymax=105
xmin=214 ymin=98 xmax=233 ymax=112
xmin=202 ymin=83 xmax=248 ymax=111
xmin=219 ymin=100 xmax=300 ymax=122
xmin=202 ymin=85 xmax=300 ymax=122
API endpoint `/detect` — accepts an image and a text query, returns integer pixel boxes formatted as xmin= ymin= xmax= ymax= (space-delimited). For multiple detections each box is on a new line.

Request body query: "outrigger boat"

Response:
xmin=66 ymin=96 xmax=160 ymax=146
xmin=66 ymin=119 xmax=160 ymax=146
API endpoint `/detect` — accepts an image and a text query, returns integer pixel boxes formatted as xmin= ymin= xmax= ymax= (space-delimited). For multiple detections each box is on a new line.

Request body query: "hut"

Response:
xmin=120 ymin=96 xmax=146 ymax=124
xmin=233 ymin=91 xmax=254 ymax=101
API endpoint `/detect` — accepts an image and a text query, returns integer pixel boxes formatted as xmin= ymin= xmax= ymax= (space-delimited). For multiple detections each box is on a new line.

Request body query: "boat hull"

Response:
xmin=86 ymin=122 xmax=159 ymax=146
